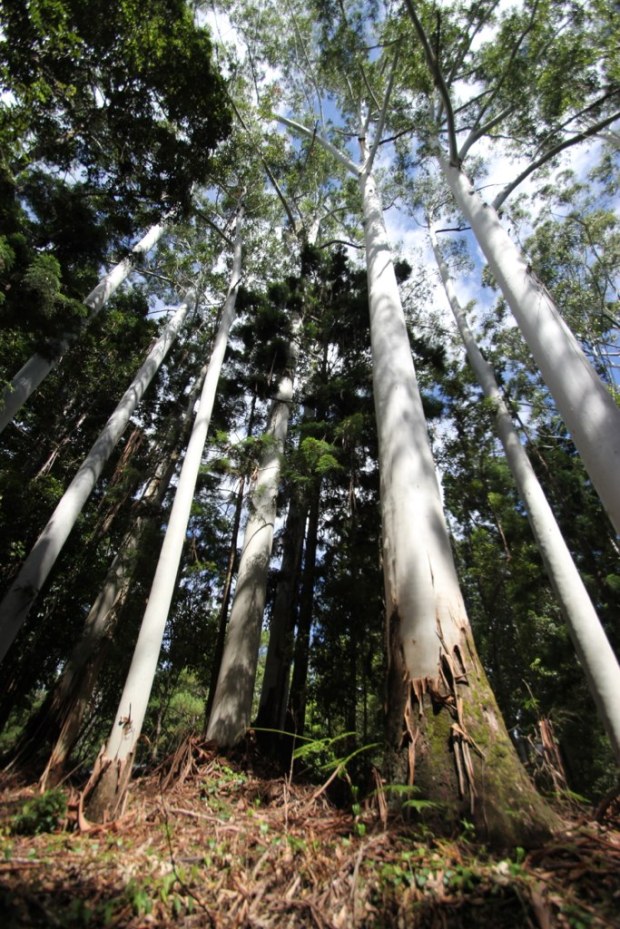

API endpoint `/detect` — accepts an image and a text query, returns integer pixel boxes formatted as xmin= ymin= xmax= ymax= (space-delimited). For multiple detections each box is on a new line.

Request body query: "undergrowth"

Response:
xmin=0 ymin=750 xmax=618 ymax=928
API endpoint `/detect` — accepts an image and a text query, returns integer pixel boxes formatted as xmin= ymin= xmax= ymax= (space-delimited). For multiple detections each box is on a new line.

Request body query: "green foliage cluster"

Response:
xmin=10 ymin=788 xmax=67 ymax=835
xmin=0 ymin=0 xmax=231 ymax=215
xmin=0 ymin=0 xmax=231 ymax=362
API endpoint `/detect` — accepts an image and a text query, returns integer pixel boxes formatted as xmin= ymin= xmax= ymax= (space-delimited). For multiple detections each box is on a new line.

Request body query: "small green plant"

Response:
xmin=443 ymin=864 xmax=480 ymax=892
xmin=286 ymin=835 xmax=307 ymax=853
xmin=202 ymin=763 xmax=247 ymax=796
xmin=375 ymin=783 xmax=442 ymax=814
xmin=459 ymin=818 xmax=476 ymax=840
xmin=11 ymin=789 xmax=67 ymax=836
xmin=126 ymin=880 xmax=153 ymax=917
xmin=351 ymin=785 xmax=366 ymax=836
xmin=292 ymin=731 xmax=378 ymax=776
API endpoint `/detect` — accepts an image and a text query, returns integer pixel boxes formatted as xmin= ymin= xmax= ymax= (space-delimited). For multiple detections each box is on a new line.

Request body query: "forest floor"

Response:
xmin=0 ymin=740 xmax=619 ymax=929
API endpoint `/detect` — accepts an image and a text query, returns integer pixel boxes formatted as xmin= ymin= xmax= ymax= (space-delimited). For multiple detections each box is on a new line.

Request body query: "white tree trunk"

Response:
xmin=431 ymin=225 xmax=620 ymax=765
xmin=0 ymin=220 xmax=167 ymax=435
xmin=37 ymin=362 xmax=209 ymax=788
xmin=439 ymin=157 xmax=620 ymax=536
xmin=206 ymin=317 xmax=300 ymax=748
xmin=0 ymin=292 xmax=192 ymax=662
xmin=93 ymin=208 xmax=244 ymax=769
xmin=361 ymin=162 xmax=467 ymax=678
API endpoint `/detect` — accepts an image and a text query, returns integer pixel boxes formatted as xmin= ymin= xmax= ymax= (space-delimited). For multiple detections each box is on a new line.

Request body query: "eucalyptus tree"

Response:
xmin=431 ymin=224 xmax=620 ymax=764
xmin=396 ymin=0 xmax=620 ymax=534
xmin=193 ymin=20 xmax=365 ymax=748
xmin=438 ymin=366 xmax=618 ymax=795
xmin=520 ymin=180 xmax=620 ymax=388
xmin=0 ymin=291 xmax=163 ymax=740
xmin=84 ymin=204 xmax=245 ymax=821
xmin=0 ymin=292 xmax=196 ymax=664
xmin=204 ymin=423 xmax=255 ymax=725
xmin=3 ymin=357 xmax=210 ymax=787
xmin=237 ymin=2 xmax=559 ymax=839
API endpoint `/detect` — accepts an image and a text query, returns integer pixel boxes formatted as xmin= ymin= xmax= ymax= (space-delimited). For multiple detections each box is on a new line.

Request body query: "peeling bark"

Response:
xmin=431 ymin=225 xmax=620 ymax=765
xmin=82 ymin=747 xmax=135 ymax=824
xmin=386 ymin=618 xmax=560 ymax=846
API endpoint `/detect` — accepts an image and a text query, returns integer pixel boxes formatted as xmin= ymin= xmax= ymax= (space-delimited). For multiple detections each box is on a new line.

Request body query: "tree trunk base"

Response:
xmin=81 ymin=746 xmax=134 ymax=824
xmin=386 ymin=625 xmax=562 ymax=849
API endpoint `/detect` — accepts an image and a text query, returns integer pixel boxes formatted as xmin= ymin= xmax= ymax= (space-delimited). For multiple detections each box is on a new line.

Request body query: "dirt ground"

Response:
xmin=1 ymin=741 xmax=619 ymax=928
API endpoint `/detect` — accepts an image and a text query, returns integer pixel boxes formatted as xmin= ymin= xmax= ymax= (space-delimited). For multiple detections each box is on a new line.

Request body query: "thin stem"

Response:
xmin=276 ymin=114 xmax=360 ymax=176
xmin=365 ymin=49 xmax=401 ymax=175
xmin=403 ymin=0 xmax=459 ymax=164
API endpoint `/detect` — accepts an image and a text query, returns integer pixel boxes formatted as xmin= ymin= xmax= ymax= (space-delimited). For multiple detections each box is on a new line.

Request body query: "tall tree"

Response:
xmin=430 ymin=222 xmax=620 ymax=764
xmin=206 ymin=299 xmax=301 ymax=747
xmin=4 ymin=356 xmax=209 ymax=787
xmin=400 ymin=0 xmax=620 ymax=534
xmin=276 ymin=94 xmax=557 ymax=847
xmin=0 ymin=219 xmax=169 ymax=433
xmin=84 ymin=204 xmax=244 ymax=821
xmin=0 ymin=0 xmax=231 ymax=436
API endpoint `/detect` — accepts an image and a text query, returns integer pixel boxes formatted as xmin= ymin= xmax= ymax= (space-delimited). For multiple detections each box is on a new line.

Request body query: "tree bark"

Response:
xmin=0 ymin=220 xmax=168 ymax=434
xmin=275 ymin=108 xmax=557 ymax=843
xmin=431 ymin=225 xmax=620 ymax=766
xmin=439 ymin=156 xmax=620 ymax=536
xmin=0 ymin=293 xmax=193 ymax=663
xmin=83 ymin=207 xmax=244 ymax=822
xmin=204 ymin=391 xmax=258 ymax=726
xmin=204 ymin=475 xmax=246 ymax=727
xmin=287 ymin=483 xmax=320 ymax=739
xmin=2 ymin=363 xmax=208 ymax=786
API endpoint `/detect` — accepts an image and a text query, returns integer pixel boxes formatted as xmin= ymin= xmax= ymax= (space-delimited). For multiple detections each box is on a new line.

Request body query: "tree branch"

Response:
xmin=228 ymin=96 xmax=300 ymax=231
xmin=434 ymin=225 xmax=471 ymax=234
xmin=379 ymin=124 xmax=418 ymax=145
xmin=359 ymin=63 xmax=382 ymax=114
xmin=446 ymin=0 xmax=502 ymax=86
xmin=493 ymin=110 xmax=620 ymax=210
xmin=318 ymin=238 xmax=364 ymax=250
xmin=458 ymin=105 xmax=516 ymax=160
xmin=193 ymin=210 xmax=234 ymax=248
xmin=365 ymin=49 xmax=401 ymax=174
xmin=462 ymin=0 xmax=541 ymax=145
xmin=276 ymin=114 xmax=360 ymax=176
xmin=403 ymin=0 xmax=459 ymax=164
xmin=527 ymin=87 xmax=620 ymax=162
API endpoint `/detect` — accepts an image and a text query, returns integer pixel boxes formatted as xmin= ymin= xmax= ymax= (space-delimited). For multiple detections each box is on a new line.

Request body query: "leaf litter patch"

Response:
xmin=0 ymin=737 xmax=619 ymax=928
